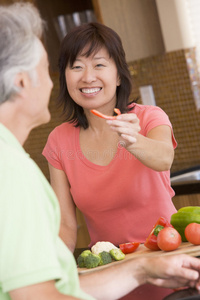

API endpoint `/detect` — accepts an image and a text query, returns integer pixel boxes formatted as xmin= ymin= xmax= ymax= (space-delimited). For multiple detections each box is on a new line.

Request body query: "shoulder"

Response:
xmin=51 ymin=122 xmax=76 ymax=135
xmin=0 ymin=140 xmax=29 ymax=169
xmin=47 ymin=122 xmax=78 ymax=143
xmin=43 ymin=122 xmax=79 ymax=161
xmin=129 ymin=104 xmax=173 ymax=136
xmin=129 ymin=103 xmax=167 ymax=116
xmin=0 ymin=140 xmax=40 ymax=188
xmin=129 ymin=103 xmax=170 ymax=122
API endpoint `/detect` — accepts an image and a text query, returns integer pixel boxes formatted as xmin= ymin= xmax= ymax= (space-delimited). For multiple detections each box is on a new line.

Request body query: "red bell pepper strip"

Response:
xmin=119 ymin=242 xmax=140 ymax=254
xmin=90 ymin=108 xmax=121 ymax=120
xmin=144 ymin=217 xmax=173 ymax=251
xmin=113 ymin=108 xmax=121 ymax=115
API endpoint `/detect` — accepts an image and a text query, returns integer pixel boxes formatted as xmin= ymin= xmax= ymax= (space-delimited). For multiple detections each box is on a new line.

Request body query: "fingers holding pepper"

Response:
xmin=106 ymin=113 xmax=141 ymax=146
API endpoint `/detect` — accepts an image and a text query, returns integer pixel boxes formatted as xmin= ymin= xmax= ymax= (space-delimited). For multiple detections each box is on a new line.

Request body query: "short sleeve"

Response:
xmin=135 ymin=105 xmax=177 ymax=149
xmin=43 ymin=128 xmax=63 ymax=170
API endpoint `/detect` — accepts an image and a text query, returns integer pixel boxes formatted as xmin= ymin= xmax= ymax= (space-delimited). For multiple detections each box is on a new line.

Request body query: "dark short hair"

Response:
xmin=58 ymin=22 xmax=133 ymax=129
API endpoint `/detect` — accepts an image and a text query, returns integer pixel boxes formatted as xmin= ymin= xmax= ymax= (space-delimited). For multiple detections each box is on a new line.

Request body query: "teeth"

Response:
xmin=81 ymin=88 xmax=101 ymax=94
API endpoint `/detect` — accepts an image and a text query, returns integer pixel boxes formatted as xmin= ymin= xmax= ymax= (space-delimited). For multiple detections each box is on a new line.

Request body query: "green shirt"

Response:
xmin=0 ymin=123 xmax=94 ymax=300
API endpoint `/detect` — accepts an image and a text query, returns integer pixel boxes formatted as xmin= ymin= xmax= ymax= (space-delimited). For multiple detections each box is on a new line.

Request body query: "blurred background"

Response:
xmin=1 ymin=0 xmax=200 ymax=246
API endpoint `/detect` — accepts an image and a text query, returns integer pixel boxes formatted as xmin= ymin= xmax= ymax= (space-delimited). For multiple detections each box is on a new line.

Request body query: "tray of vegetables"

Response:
xmin=77 ymin=208 xmax=200 ymax=274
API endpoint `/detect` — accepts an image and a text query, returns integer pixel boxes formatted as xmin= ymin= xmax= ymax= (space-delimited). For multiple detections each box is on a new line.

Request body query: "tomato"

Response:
xmin=157 ymin=227 xmax=181 ymax=251
xmin=185 ymin=223 xmax=200 ymax=245
xmin=119 ymin=242 xmax=140 ymax=254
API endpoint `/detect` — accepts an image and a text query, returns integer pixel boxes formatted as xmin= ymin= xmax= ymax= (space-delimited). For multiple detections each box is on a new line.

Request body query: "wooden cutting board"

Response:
xmin=78 ymin=242 xmax=200 ymax=274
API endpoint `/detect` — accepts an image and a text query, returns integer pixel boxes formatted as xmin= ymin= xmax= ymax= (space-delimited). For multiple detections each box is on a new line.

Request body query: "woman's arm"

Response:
xmin=49 ymin=164 xmax=77 ymax=252
xmin=107 ymin=113 xmax=174 ymax=171
xmin=130 ymin=125 xmax=174 ymax=171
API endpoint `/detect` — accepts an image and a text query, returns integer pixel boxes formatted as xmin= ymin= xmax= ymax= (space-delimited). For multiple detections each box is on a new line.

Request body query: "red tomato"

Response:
xmin=185 ymin=223 xmax=200 ymax=245
xmin=119 ymin=242 xmax=140 ymax=254
xmin=157 ymin=227 xmax=181 ymax=251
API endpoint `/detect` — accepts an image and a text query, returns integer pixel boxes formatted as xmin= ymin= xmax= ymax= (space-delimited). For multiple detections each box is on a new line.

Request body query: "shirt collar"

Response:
xmin=0 ymin=123 xmax=26 ymax=154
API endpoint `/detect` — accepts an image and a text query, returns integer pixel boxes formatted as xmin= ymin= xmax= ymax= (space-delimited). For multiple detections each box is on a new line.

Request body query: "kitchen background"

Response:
xmin=1 ymin=0 xmax=200 ymax=246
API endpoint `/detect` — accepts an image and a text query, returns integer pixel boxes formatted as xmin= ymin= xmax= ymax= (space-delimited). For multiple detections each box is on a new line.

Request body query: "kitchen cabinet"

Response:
xmin=94 ymin=0 xmax=165 ymax=63
xmin=76 ymin=209 xmax=90 ymax=248
xmin=27 ymin=0 xmax=164 ymax=70
xmin=35 ymin=0 xmax=95 ymax=71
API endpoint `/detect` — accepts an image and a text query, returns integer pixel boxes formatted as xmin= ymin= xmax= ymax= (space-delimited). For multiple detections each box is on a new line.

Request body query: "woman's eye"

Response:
xmin=96 ymin=64 xmax=105 ymax=68
xmin=72 ymin=65 xmax=82 ymax=70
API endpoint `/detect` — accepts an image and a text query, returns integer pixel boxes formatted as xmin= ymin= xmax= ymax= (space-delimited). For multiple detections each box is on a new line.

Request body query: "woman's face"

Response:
xmin=65 ymin=46 xmax=120 ymax=111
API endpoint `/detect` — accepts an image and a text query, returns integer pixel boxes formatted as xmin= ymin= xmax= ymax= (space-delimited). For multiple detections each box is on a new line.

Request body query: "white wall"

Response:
xmin=155 ymin=0 xmax=195 ymax=52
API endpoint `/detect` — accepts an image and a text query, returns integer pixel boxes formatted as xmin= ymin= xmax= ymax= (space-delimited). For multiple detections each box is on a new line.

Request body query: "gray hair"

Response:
xmin=0 ymin=2 xmax=45 ymax=103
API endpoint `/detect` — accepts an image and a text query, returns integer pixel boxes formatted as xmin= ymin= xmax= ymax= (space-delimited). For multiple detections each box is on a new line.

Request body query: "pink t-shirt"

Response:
xmin=43 ymin=104 xmax=177 ymax=246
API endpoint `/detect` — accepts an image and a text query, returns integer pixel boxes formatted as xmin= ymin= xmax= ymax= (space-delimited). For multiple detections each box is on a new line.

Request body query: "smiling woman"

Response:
xmin=42 ymin=22 xmax=177 ymax=259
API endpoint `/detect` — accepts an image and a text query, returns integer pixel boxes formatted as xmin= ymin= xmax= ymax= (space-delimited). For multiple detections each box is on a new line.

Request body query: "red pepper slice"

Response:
xmin=154 ymin=217 xmax=173 ymax=228
xmin=113 ymin=108 xmax=121 ymax=115
xmin=119 ymin=242 xmax=140 ymax=254
xmin=144 ymin=217 xmax=173 ymax=251
xmin=90 ymin=108 xmax=121 ymax=120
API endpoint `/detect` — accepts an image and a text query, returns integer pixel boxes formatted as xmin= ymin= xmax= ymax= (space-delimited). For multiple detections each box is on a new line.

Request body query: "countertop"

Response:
xmin=171 ymin=166 xmax=200 ymax=195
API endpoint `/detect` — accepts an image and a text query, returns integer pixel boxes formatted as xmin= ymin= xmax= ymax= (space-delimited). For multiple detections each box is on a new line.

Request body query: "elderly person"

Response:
xmin=1 ymin=3 xmax=200 ymax=300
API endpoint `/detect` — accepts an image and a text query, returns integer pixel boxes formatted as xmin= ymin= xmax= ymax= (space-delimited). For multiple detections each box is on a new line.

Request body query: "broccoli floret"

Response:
xmin=77 ymin=255 xmax=85 ymax=268
xmin=77 ymin=250 xmax=92 ymax=268
xmin=82 ymin=250 xmax=92 ymax=257
xmin=98 ymin=251 xmax=112 ymax=266
xmin=110 ymin=248 xmax=125 ymax=261
xmin=84 ymin=253 xmax=100 ymax=268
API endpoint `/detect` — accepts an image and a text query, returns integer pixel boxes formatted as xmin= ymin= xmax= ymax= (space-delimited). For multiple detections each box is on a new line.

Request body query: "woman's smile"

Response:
xmin=65 ymin=46 xmax=120 ymax=109
xmin=80 ymin=87 xmax=102 ymax=96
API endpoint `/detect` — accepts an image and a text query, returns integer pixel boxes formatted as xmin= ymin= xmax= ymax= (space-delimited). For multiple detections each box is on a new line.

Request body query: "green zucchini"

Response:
xmin=171 ymin=206 xmax=200 ymax=242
